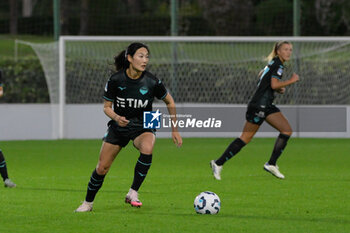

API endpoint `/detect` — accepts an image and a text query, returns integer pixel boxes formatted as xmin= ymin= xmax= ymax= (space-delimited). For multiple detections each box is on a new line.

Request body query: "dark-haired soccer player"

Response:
xmin=0 ymin=70 xmax=16 ymax=188
xmin=75 ymin=42 xmax=182 ymax=212
xmin=210 ymin=41 xmax=299 ymax=180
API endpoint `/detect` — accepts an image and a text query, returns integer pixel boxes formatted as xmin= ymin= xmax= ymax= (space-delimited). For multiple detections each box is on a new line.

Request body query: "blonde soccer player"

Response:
xmin=210 ymin=41 xmax=299 ymax=180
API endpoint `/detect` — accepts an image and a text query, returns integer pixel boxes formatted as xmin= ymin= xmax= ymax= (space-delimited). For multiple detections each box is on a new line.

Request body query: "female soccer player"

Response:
xmin=0 ymin=70 xmax=16 ymax=188
xmin=210 ymin=41 xmax=299 ymax=180
xmin=75 ymin=42 xmax=182 ymax=212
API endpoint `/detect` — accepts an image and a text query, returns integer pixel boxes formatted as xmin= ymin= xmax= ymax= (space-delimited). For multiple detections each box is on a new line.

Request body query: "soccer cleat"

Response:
xmin=4 ymin=178 xmax=16 ymax=188
xmin=75 ymin=201 xmax=93 ymax=212
xmin=125 ymin=188 xmax=142 ymax=208
xmin=210 ymin=160 xmax=223 ymax=180
xmin=263 ymin=163 xmax=285 ymax=179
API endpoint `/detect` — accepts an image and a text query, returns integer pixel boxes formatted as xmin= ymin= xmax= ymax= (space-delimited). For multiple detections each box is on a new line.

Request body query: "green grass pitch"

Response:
xmin=1 ymin=138 xmax=349 ymax=233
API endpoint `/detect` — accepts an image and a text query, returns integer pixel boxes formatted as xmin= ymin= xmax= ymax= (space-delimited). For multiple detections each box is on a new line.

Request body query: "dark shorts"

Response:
xmin=103 ymin=126 xmax=155 ymax=147
xmin=245 ymin=104 xmax=280 ymax=125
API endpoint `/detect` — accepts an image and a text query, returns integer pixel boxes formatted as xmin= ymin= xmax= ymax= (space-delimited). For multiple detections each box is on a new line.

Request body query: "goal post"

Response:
xmin=59 ymin=38 xmax=66 ymax=139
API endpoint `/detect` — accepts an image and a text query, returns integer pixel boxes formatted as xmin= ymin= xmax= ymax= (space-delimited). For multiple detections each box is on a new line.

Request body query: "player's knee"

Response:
xmin=283 ymin=131 xmax=293 ymax=136
xmin=96 ymin=164 xmax=110 ymax=175
xmin=139 ymin=146 xmax=153 ymax=155
xmin=281 ymin=128 xmax=293 ymax=136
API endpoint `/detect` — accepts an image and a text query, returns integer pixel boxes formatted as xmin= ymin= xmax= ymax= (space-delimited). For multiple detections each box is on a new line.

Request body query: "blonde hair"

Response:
xmin=266 ymin=41 xmax=291 ymax=62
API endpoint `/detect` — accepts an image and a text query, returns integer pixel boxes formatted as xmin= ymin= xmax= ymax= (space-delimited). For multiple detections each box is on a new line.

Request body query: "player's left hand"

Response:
xmin=276 ymin=87 xmax=285 ymax=94
xmin=0 ymin=87 xmax=3 ymax=98
xmin=172 ymin=131 xmax=182 ymax=147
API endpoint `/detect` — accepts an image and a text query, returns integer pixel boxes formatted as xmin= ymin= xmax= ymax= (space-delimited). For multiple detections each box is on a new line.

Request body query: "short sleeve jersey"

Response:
xmin=249 ymin=56 xmax=284 ymax=107
xmin=103 ymin=69 xmax=168 ymax=128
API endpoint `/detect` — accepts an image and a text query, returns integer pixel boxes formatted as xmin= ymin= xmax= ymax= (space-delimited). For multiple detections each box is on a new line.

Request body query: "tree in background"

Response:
xmin=198 ymin=0 xmax=254 ymax=35
xmin=315 ymin=0 xmax=350 ymax=35
xmin=255 ymin=0 xmax=293 ymax=36
xmin=2 ymin=0 xmax=350 ymax=36
xmin=60 ymin=0 xmax=70 ymax=35
xmin=126 ymin=0 xmax=141 ymax=14
xmin=79 ymin=0 xmax=88 ymax=35
xmin=9 ymin=0 xmax=18 ymax=35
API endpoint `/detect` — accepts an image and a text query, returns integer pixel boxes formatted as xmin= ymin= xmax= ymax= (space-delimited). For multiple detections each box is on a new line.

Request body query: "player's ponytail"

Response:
xmin=114 ymin=50 xmax=128 ymax=71
xmin=266 ymin=41 xmax=291 ymax=62
xmin=114 ymin=42 xmax=149 ymax=71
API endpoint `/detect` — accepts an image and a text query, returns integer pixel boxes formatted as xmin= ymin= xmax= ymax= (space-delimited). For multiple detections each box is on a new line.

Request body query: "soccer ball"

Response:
xmin=193 ymin=191 xmax=221 ymax=214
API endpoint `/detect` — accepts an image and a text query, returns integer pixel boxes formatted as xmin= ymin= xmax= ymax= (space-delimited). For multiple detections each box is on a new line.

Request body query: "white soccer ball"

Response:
xmin=194 ymin=191 xmax=221 ymax=214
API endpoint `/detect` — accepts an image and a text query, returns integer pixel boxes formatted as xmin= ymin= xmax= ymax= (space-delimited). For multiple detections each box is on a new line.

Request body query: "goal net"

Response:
xmin=58 ymin=36 xmax=350 ymax=105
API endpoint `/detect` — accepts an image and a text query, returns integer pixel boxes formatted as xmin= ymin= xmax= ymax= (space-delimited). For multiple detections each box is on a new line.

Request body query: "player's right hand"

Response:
xmin=290 ymin=73 xmax=299 ymax=83
xmin=115 ymin=115 xmax=129 ymax=127
xmin=172 ymin=131 xmax=183 ymax=148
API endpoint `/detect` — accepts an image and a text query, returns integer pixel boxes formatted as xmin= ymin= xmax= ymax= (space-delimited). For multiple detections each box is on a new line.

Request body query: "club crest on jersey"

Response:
xmin=277 ymin=67 xmax=283 ymax=76
xmin=254 ymin=116 xmax=261 ymax=123
xmin=139 ymin=86 xmax=148 ymax=95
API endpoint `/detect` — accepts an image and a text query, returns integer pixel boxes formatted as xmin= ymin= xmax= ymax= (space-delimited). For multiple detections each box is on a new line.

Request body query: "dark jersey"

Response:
xmin=103 ymin=69 xmax=167 ymax=129
xmin=249 ymin=56 xmax=284 ymax=108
